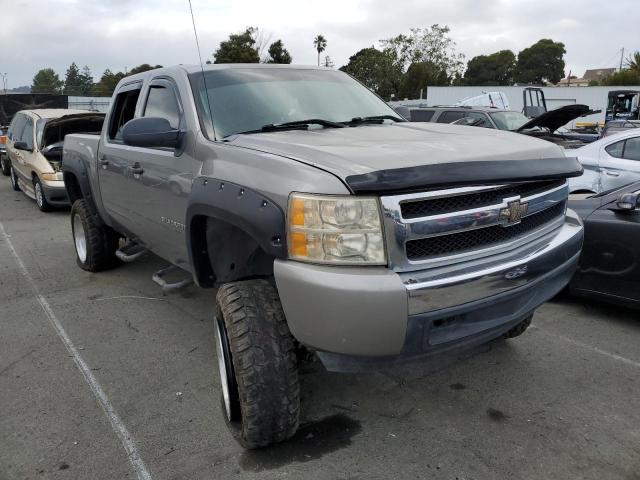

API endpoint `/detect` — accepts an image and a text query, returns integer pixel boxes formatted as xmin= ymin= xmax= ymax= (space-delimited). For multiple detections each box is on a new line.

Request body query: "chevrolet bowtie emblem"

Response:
xmin=500 ymin=199 xmax=528 ymax=225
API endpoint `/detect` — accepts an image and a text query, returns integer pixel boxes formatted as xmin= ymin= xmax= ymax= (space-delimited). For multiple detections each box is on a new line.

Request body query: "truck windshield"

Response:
xmin=489 ymin=111 xmax=529 ymax=131
xmin=190 ymin=68 xmax=400 ymax=138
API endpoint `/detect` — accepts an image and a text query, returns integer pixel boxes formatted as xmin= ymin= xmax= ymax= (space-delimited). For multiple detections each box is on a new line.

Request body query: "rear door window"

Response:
xmin=437 ymin=111 xmax=466 ymax=123
xmin=143 ymin=82 xmax=181 ymax=130
xmin=605 ymin=140 xmax=625 ymax=158
xmin=622 ymin=137 xmax=640 ymax=161
xmin=410 ymin=109 xmax=435 ymax=122
xmin=108 ymin=83 xmax=142 ymax=142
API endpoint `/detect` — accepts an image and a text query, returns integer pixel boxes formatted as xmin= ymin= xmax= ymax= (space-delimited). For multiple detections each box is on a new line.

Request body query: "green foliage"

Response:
xmin=625 ymin=51 xmax=640 ymax=73
xmin=463 ymin=50 xmax=516 ymax=86
xmin=91 ymin=69 xmax=125 ymax=97
xmin=602 ymin=69 xmax=640 ymax=86
xmin=267 ymin=40 xmax=292 ymax=64
xmin=399 ymin=62 xmax=449 ymax=99
xmin=63 ymin=62 xmax=82 ymax=95
xmin=313 ymin=35 xmax=328 ymax=66
xmin=588 ymin=80 xmax=600 ymax=86
xmin=214 ymin=28 xmax=260 ymax=64
xmin=128 ymin=64 xmax=163 ymax=75
xmin=515 ymin=39 xmax=566 ymax=84
xmin=32 ymin=68 xmax=64 ymax=94
xmin=340 ymin=47 xmax=402 ymax=100
xmin=380 ymin=25 xmax=465 ymax=79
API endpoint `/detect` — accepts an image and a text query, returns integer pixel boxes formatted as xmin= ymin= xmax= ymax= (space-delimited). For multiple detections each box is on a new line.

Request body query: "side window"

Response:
xmin=605 ymin=140 xmax=625 ymax=158
xmin=8 ymin=114 xmax=26 ymax=141
xmin=622 ymin=137 xmax=640 ymax=161
xmin=108 ymin=85 xmax=142 ymax=141
xmin=467 ymin=112 xmax=492 ymax=128
xmin=143 ymin=83 xmax=181 ymax=130
xmin=21 ymin=117 xmax=34 ymax=150
xmin=411 ymin=110 xmax=435 ymax=122
xmin=437 ymin=111 xmax=466 ymax=123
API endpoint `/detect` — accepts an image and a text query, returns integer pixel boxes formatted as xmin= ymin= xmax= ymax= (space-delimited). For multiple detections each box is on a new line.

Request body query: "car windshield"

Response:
xmin=489 ymin=111 xmax=530 ymax=131
xmin=190 ymin=68 xmax=401 ymax=138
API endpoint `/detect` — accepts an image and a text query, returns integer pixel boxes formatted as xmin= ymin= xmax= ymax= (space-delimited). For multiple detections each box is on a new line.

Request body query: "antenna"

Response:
xmin=188 ymin=0 xmax=216 ymax=139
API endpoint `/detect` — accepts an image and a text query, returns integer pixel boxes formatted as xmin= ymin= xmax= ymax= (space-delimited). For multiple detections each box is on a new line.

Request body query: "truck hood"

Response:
xmin=228 ymin=122 xmax=582 ymax=193
xmin=517 ymin=104 xmax=595 ymax=133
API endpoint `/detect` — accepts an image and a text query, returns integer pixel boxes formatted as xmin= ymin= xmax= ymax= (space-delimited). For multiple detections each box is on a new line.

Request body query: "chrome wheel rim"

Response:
xmin=35 ymin=181 xmax=43 ymax=207
xmin=73 ymin=214 xmax=87 ymax=263
xmin=215 ymin=319 xmax=232 ymax=420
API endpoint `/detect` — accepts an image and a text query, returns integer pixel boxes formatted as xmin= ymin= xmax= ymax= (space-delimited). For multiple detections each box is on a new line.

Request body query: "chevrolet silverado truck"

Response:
xmin=62 ymin=64 xmax=585 ymax=449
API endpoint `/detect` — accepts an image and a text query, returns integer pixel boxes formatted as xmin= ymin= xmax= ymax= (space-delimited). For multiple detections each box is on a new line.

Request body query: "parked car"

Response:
xmin=5 ymin=109 xmax=104 ymax=211
xmin=568 ymin=129 xmax=640 ymax=194
xmin=567 ymin=182 xmax=640 ymax=308
xmin=0 ymin=126 xmax=8 ymax=176
xmin=394 ymin=104 xmax=597 ymax=148
xmin=62 ymin=64 xmax=584 ymax=448
xmin=600 ymin=119 xmax=640 ymax=138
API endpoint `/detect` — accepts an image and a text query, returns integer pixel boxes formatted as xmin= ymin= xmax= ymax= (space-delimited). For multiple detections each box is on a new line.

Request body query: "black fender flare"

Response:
xmin=186 ymin=178 xmax=287 ymax=287
xmin=61 ymin=149 xmax=94 ymax=204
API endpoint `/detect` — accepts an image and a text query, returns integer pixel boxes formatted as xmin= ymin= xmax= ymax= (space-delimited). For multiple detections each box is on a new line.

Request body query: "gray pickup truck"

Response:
xmin=62 ymin=64 xmax=584 ymax=449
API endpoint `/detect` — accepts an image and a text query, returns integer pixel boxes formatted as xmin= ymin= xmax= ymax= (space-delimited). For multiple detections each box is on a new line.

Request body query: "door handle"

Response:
xmin=603 ymin=170 xmax=620 ymax=177
xmin=99 ymin=158 xmax=109 ymax=168
xmin=130 ymin=164 xmax=144 ymax=176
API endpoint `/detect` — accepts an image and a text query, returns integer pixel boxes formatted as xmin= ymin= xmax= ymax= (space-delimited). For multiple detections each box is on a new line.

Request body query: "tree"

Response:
xmin=625 ymin=51 xmax=640 ymax=73
xmin=380 ymin=25 xmax=465 ymax=80
xmin=79 ymin=66 xmax=94 ymax=95
xmin=63 ymin=62 xmax=83 ymax=95
xmin=515 ymin=39 xmax=566 ymax=85
xmin=128 ymin=64 xmax=163 ymax=75
xmin=463 ymin=50 xmax=516 ymax=85
xmin=32 ymin=68 xmax=63 ymax=94
xmin=266 ymin=40 xmax=292 ymax=64
xmin=213 ymin=28 xmax=260 ymax=63
xmin=603 ymin=69 xmax=640 ymax=86
xmin=340 ymin=47 xmax=402 ymax=100
xmin=399 ymin=61 xmax=449 ymax=99
xmin=91 ymin=69 xmax=125 ymax=97
xmin=313 ymin=35 xmax=327 ymax=66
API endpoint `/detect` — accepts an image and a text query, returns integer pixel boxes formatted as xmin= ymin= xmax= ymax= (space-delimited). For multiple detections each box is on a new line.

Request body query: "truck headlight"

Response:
xmin=287 ymin=193 xmax=386 ymax=265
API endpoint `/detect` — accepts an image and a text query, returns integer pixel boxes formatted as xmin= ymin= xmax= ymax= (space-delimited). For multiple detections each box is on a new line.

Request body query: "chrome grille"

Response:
xmin=380 ymin=180 xmax=569 ymax=271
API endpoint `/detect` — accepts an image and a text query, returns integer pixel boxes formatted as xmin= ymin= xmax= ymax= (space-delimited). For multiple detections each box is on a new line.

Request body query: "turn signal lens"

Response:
xmin=41 ymin=172 xmax=63 ymax=181
xmin=287 ymin=193 xmax=386 ymax=265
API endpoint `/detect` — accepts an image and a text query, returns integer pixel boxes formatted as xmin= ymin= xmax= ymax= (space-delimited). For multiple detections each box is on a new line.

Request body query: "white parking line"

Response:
xmin=531 ymin=325 xmax=640 ymax=369
xmin=0 ymin=222 xmax=153 ymax=480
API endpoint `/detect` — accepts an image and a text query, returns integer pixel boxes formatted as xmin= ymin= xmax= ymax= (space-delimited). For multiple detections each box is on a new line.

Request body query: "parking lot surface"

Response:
xmin=1 ymin=179 xmax=639 ymax=480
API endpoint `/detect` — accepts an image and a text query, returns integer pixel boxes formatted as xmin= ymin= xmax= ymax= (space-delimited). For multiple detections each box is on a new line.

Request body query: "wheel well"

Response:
xmin=63 ymin=172 xmax=83 ymax=204
xmin=190 ymin=215 xmax=275 ymax=287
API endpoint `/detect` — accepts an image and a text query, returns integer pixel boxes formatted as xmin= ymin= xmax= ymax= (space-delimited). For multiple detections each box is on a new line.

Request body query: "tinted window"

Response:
xmin=21 ymin=117 xmax=34 ymax=149
xmin=143 ymin=84 xmax=180 ymax=129
xmin=623 ymin=137 xmax=640 ymax=161
xmin=109 ymin=85 xmax=142 ymax=141
xmin=489 ymin=111 xmax=529 ymax=131
xmin=411 ymin=109 xmax=435 ymax=122
xmin=8 ymin=114 xmax=26 ymax=141
xmin=605 ymin=140 xmax=625 ymax=158
xmin=437 ymin=111 xmax=466 ymax=123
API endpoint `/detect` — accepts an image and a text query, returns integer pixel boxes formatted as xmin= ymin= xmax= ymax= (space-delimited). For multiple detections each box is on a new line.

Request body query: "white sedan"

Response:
xmin=569 ymin=128 xmax=640 ymax=194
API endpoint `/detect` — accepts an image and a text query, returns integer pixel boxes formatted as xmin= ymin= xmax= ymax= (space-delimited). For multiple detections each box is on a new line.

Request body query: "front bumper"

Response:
xmin=41 ymin=180 xmax=70 ymax=206
xmin=274 ymin=209 xmax=583 ymax=371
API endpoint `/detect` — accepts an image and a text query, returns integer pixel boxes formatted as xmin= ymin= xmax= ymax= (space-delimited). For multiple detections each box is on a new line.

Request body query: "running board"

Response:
xmin=152 ymin=265 xmax=194 ymax=291
xmin=115 ymin=242 xmax=147 ymax=263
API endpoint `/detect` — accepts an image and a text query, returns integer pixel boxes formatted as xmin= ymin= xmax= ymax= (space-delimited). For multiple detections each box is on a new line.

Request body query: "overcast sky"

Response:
xmin=0 ymin=0 xmax=635 ymax=89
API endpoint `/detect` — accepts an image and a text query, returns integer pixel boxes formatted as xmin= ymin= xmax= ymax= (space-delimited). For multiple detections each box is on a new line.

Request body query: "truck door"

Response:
xmin=122 ymin=78 xmax=197 ymax=269
xmin=98 ymin=82 xmax=143 ymax=233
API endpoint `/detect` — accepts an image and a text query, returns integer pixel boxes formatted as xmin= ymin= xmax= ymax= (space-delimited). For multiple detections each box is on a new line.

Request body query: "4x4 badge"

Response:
xmin=500 ymin=199 xmax=528 ymax=225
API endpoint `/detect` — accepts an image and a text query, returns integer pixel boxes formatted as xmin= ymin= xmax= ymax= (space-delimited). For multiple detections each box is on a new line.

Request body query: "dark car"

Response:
xmin=601 ymin=119 xmax=640 ymax=138
xmin=568 ymin=182 xmax=640 ymax=308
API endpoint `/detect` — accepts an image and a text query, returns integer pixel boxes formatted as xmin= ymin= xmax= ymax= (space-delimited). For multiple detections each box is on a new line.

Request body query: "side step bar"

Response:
xmin=152 ymin=265 xmax=194 ymax=292
xmin=115 ymin=242 xmax=147 ymax=263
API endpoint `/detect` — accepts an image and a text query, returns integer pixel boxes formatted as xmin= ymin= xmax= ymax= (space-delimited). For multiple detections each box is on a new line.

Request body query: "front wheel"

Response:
xmin=70 ymin=199 xmax=121 ymax=272
xmin=0 ymin=156 xmax=10 ymax=176
xmin=215 ymin=279 xmax=300 ymax=449
xmin=504 ymin=314 xmax=533 ymax=339
xmin=9 ymin=164 xmax=20 ymax=191
xmin=33 ymin=177 xmax=53 ymax=212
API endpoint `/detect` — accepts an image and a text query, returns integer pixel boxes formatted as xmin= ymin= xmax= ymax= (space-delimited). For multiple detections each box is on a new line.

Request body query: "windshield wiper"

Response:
xmin=227 ymin=119 xmax=345 ymax=138
xmin=344 ymin=115 xmax=406 ymax=125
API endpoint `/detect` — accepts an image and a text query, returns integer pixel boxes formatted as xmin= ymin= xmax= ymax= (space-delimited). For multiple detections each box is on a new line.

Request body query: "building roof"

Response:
xmin=583 ymin=68 xmax=616 ymax=80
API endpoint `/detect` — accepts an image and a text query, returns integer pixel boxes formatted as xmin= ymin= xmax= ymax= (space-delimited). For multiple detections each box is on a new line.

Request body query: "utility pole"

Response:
xmin=567 ymin=70 xmax=571 ymax=87
xmin=1 ymin=73 xmax=7 ymax=95
xmin=619 ymin=48 xmax=625 ymax=72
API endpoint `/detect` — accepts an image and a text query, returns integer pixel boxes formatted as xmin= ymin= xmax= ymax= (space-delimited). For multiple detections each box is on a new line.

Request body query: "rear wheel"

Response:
xmin=9 ymin=164 xmax=20 ymax=191
xmin=0 ymin=156 xmax=10 ymax=176
xmin=70 ymin=199 xmax=121 ymax=272
xmin=33 ymin=177 xmax=53 ymax=212
xmin=215 ymin=279 xmax=300 ymax=449
xmin=504 ymin=314 xmax=533 ymax=339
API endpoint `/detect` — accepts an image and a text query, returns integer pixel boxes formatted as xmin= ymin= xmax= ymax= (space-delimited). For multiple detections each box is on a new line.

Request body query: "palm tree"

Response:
xmin=313 ymin=35 xmax=327 ymax=66
xmin=625 ymin=51 xmax=640 ymax=73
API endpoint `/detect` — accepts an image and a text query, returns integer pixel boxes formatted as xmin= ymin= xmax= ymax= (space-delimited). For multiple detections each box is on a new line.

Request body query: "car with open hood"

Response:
xmin=5 ymin=109 xmax=104 ymax=211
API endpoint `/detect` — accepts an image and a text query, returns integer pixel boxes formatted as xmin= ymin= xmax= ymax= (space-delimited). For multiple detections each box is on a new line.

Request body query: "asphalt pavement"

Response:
xmin=1 ymin=177 xmax=639 ymax=480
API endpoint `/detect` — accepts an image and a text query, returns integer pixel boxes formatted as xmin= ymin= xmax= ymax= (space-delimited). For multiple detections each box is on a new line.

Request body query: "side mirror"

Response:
xmin=14 ymin=141 xmax=32 ymax=152
xmin=615 ymin=192 xmax=640 ymax=211
xmin=122 ymin=117 xmax=181 ymax=149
